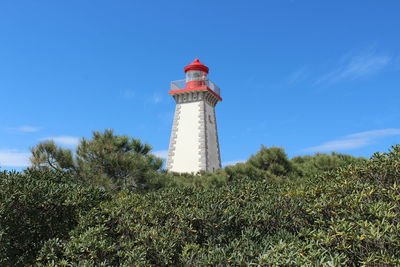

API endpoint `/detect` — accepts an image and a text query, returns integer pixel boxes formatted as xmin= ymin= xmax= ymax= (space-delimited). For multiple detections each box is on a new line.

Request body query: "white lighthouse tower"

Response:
xmin=167 ymin=59 xmax=222 ymax=173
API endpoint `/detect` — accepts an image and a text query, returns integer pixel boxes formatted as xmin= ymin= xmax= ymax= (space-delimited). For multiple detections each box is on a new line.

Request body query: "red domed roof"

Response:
xmin=184 ymin=58 xmax=209 ymax=73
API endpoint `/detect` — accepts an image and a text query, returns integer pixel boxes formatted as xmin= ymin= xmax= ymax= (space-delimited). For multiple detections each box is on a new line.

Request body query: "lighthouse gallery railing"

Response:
xmin=170 ymin=79 xmax=221 ymax=96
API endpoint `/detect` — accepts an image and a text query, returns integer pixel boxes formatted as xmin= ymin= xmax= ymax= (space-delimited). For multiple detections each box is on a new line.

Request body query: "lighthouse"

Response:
xmin=166 ymin=59 xmax=222 ymax=173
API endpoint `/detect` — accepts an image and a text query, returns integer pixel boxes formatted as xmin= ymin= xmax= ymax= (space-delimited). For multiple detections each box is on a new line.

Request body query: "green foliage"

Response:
xmin=76 ymin=130 xmax=163 ymax=190
xmin=248 ymin=146 xmax=292 ymax=176
xmin=4 ymin=137 xmax=399 ymax=266
xmin=359 ymin=145 xmax=400 ymax=187
xmin=0 ymin=169 xmax=110 ymax=266
xmin=161 ymin=169 xmax=229 ymax=189
xmin=30 ymin=141 xmax=75 ymax=172
xmin=291 ymin=152 xmax=367 ymax=179
xmin=224 ymin=146 xmax=292 ymax=183
xmin=155 ymin=146 xmax=291 ymax=189
xmin=224 ymin=146 xmax=365 ymax=184
xmin=30 ymin=129 xmax=163 ymax=191
xmin=225 ymin=162 xmax=269 ymax=181
xmin=36 ymin=146 xmax=400 ymax=266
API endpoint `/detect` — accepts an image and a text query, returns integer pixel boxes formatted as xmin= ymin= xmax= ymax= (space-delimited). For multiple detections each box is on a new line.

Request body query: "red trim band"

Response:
xmin=169 ymin=86 xmax=222 ymax=101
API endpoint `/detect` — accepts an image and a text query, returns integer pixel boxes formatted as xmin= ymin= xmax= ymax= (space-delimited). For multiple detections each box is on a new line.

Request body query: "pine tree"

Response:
xmin=30 ymin=129 xmax=163 ymax=190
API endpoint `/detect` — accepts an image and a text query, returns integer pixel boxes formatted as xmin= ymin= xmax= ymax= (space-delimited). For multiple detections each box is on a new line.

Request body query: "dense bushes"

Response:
xmin=34 ymin=145 xmax=400 ymax=266
xmin=36 ymin=178 xmax=306 ymax=266
xmin=0 ymin=142 xmax=398 ymax=266
xmin=248 ymin=146 xmax=292 ymax=176
xmin=0 ymin=169 xmax=110 ymax=266
xmin=291 ymin=152 xmax=367 ymax=179
xmin=224 ymin=146 xmax=292 ymax=183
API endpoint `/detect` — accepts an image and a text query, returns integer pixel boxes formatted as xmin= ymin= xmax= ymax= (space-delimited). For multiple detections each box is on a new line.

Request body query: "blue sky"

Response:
xmin=1 ymin=0 xmax=399 ymax=169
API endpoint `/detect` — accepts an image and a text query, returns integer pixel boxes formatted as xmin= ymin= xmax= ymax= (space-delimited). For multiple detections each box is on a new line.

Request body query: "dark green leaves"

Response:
xmin=0 ymin=169 xmax=109 ymax=266
xmin=30 ymin=129 xmax=163 ymax=191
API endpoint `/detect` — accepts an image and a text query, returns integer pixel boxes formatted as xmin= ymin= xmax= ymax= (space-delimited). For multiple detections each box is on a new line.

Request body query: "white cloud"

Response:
xmin=315 ymin=48 xmax=391 ymax=84
xmin=7 ymin=126 xmax=41 ymax=133
xmin=303 ymin=139 xmax=370 ymax=152
xmin=153 ymin=150 xmax=168 ymax=159
xmin=347 ymin=128 xmax=400 ymax=139
xmin=303 ymin=128 xmax=400 ymax=152
xmin=41 ymin=136 xmax=80 ymax=146
xmin=0 ymin=150 xmax=30 ymax=167
xmin=18 ymin=126 xmax=41 ymax=132
xmin=222 ymin=160 xmax=245 ymax=167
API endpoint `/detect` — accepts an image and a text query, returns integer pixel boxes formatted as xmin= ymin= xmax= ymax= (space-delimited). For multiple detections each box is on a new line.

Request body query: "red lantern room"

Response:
xmin=184 ymin=58 xmax=209 ymax=89
xmin=169 ymin=58 xmax=222 ymax=101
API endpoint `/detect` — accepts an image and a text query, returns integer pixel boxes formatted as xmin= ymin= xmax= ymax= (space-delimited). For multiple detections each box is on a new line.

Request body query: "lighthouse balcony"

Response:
xmin=170 ymin=79 xmax=221 ymax=97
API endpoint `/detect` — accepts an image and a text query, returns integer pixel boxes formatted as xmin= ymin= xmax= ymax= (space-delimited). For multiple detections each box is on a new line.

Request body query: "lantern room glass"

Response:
xmin=186 ymin=71 xmax=207 ymax=82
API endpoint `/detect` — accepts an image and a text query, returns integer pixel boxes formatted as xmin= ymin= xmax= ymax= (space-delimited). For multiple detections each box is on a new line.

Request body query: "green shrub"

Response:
xmin=224 ymin=146 xmax=292 ymax=183
xmin=248 ymin=146 xmax=292 ymax=176
xmin=225 ymin=162 xmax=269 ymax=181
xmin=36 ymin=145 xmax=400 ymax=266
xmin=0 ymin=169 xmax=110 ymax=266
xmin=291 ymin=152 xmax=367 ymax=179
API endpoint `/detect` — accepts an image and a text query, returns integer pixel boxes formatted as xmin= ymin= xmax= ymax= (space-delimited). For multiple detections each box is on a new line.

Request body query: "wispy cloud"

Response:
xmin=303 ymin=128 xmax=400 ymax=152
xmin=304 ymin=139 xmax=370 ymax=152
xmin=315 ymin=48 xmax=392 ymax=84
xmin=153 ymin=150 xmax=168 ymax=159
xmin=41 ymin=136 xmax=80 ymax=147
xmin=7 ymin=126 xmax=41 ymax=133
xmin=222 ymin=160 xmax=245 ymax=167
xmin=0 ymin=150 xmax=30 ymax=167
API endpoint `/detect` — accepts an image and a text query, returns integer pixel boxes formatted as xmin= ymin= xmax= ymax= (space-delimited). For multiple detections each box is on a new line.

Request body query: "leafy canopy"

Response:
xmin=5 ymin=132 xmax=396 ymax=266
xmin=36 ymin=145 xmax=400 ymax=266
xmin=0 ymin=169 xmax=109 ymax=266
xmin=30 ymin=129 xmax=163 ymax=190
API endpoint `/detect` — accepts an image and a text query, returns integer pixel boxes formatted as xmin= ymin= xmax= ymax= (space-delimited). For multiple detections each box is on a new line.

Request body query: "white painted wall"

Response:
xmin=205 ymin=101 xmax=221 ymax=171
xmin=169 ymin=101 xmax=201 ymax=173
